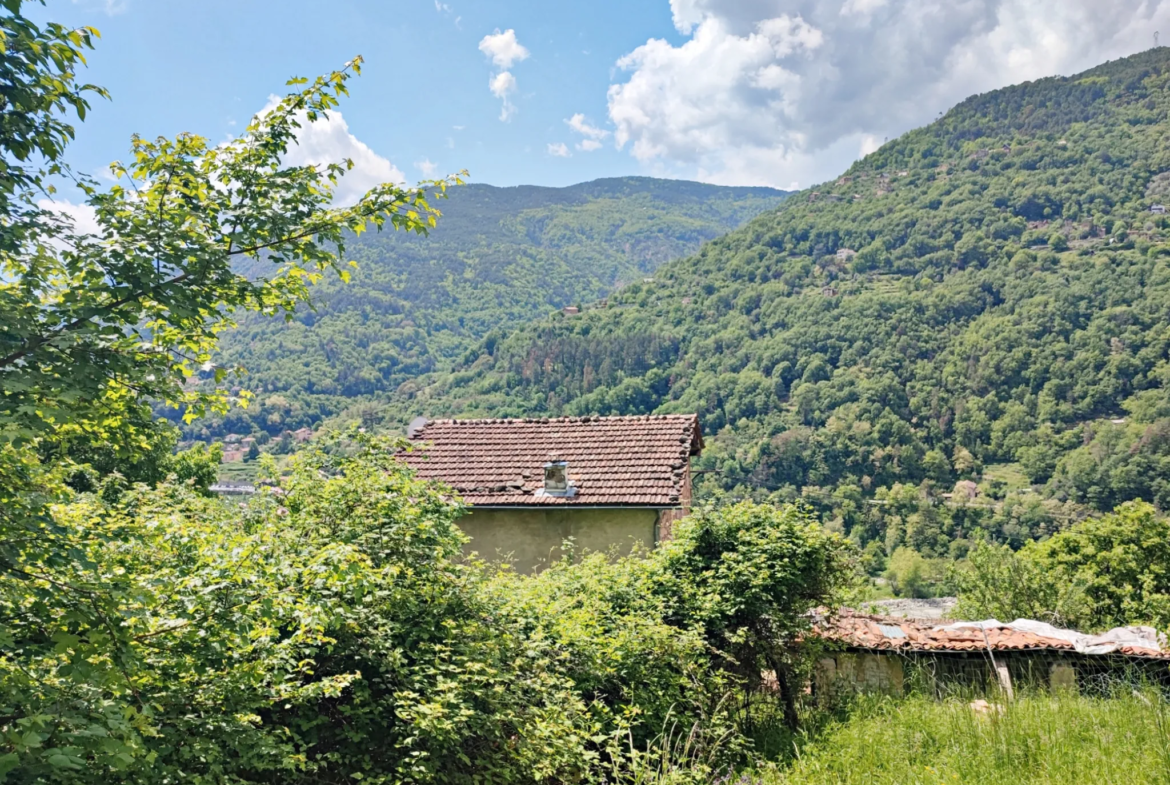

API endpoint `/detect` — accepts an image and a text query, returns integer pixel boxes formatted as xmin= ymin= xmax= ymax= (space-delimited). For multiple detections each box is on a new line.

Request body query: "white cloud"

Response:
xmin=489 ymin=71 xmax=519 ymax=120
xmin=415 ymin=158 xmax=438 ymax=176
xmin=566 ymin=113 xmax=611 ymax=152
xmin=480 ymin=29 xmax=530 ymax=121
xmin=858 ymin=134 xmax=882 ymax=157
xmin=608 ymin=0 xmax=1170 ymax=187
xmin=566 ymin=113 xmax=609 ymax=140
xmin=434 ymin=1 xmax=461 ymax=27
xmin=38 ymin=199 xmax=101 ymax=239
xmin=479 ymin=29 xmax=530 ymax=69
xmin=258 ymin=95 xmax=405 ymax=206
xmin=840 ymin=0 xmax=889 ymax=17
xmin=547 ymin=142 xmax=571 ymax=157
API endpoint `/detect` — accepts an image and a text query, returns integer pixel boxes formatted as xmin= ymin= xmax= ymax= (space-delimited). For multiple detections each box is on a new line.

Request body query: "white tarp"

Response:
xmin=935 ymin=619 xmax=1167 ymax=655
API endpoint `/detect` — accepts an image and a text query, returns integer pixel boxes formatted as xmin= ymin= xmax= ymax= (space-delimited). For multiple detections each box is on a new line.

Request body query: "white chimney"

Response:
xmin=543 ymin=460 xmax=569 ymax=492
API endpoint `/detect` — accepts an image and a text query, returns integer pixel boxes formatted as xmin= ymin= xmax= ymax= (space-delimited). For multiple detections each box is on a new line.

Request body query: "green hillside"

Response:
xmin=182 ymin=177 xmax=785 ymax=439
xmin=405 ymin=49 xmax=1170 ymax=568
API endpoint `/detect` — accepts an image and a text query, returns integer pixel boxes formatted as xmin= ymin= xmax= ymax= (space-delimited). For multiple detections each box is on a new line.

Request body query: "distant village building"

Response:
xmin=835 ymin=248 xmax=857 ymax=261
xmin=209 ymin=482 xmax=256 ymax=496
xmin=821 ymin=285 xmax=839 ymax=298
xmin=562 ymin=306 xmax=580 ymax=316
xmin=400 ymin=415 xmax=703 ymax=573
xmin=292 ymin=427 xmax=314 ymax=443
xmin=222 ymin=448 xmax=246 ymax=463
xmin=1150 ymin=204 xmax=1166 ymax=214
xmin=952 ymin=479 xmax=979 ymax=501
xmin=224 ymin=433 xmax=245 ymax=444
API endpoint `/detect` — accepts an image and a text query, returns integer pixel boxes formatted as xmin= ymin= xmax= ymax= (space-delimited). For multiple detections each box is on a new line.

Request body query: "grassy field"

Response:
xmin=752 ymin=692 xmax=1170 ymax=785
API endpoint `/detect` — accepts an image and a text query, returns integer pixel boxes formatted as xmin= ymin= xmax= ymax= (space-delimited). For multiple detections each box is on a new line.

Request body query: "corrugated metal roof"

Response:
xmin=398 ymin=414 xmax=702 ymax=507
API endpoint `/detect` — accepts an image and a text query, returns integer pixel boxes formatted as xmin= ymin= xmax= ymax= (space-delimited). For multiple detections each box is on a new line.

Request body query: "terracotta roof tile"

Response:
xmin=817 ymin=611 xmax=1170 ymax=660
xmin=399 ymin=414 xmax=702 ymax=507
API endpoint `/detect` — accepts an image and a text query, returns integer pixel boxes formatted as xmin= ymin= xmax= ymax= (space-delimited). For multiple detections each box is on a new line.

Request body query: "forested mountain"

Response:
xmin=183 ymin=178 xmax=785 ymax=438
xmin=405 ymin=48 xmax=1170 ymax=571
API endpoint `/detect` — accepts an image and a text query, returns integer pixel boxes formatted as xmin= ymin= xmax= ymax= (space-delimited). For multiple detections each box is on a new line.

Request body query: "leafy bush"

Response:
xmin=882 ymin=547 xmax=949 ymax=599
xmin=954 ymin=501 xmax=1170 ymax=630
xmin=951 ymin=541 xmax=1091 ymax=625
xmin=1 ymin=440 xmax=850 ymax=783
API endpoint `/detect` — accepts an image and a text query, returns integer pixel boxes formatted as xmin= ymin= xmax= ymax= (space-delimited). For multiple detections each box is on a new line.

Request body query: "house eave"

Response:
xmin=468 ymin=503 xmax=682 ymax=510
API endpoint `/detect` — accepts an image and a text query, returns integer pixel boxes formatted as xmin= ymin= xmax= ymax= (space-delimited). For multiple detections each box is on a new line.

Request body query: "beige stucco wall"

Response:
xmin=459 ymin=507 xmax=659 ymax=573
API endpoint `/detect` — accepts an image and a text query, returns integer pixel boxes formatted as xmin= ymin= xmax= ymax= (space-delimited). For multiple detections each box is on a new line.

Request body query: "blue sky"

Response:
xmin=40 ymin=0 xmax=685 ymax=189
xmin=36 ymin=0 xmax=1170 ymax=194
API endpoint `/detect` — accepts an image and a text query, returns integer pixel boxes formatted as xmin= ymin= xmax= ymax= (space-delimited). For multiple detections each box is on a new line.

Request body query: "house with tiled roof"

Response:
xmin=400 ymin=414 xmax=702 ymax=572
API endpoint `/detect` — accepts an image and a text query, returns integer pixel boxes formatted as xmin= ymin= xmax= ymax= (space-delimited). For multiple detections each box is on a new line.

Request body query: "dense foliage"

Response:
xmin=406 ymin=48 xmax=1170 ymax=572
xmin=184 ymin=179 xmax=785 ymax=440
xmin=953 ymin=501 xmax=1170 ymax=630
xmin=0 ymin=6 xmax=846 ymax=780
xmin=1 ymin=436 xmax=848 ymax=783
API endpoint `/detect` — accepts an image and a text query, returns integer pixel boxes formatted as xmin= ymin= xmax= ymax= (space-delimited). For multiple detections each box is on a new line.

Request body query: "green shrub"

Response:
xmin=883 ymin=547 xmax=948 ymax=598
xmin=2 ymin=443 xmax=850 ymax=783
xmin=954 ymin=501 xmax=1170 ymax=631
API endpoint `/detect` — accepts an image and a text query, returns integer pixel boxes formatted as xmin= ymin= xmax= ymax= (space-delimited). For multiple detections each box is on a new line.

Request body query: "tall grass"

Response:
xmin=755 ymin=690 xmax=1170 ymax=785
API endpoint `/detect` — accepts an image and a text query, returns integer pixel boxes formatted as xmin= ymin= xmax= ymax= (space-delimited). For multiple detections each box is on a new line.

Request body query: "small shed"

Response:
xmin=815 ymin=611 xmax=1170 ymax=697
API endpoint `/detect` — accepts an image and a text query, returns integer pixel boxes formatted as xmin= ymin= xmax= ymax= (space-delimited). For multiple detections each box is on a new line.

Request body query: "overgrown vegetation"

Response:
xmin=6 ymin=1 xmax=1170 ymax=781
xmin=0 ymin=5 xmax=840 ymax=780
xmin=953 ymin=500 xmax=1170 ymax=630
xmin=3 ymin=433 xmax=850 ymax=782
xmin=755 ymin=691 xmax=1170 ymax=785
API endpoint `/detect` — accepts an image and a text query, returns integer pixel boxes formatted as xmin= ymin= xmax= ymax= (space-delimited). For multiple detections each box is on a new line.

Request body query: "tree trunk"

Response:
xmin=763 ymin=647 xmax=799 ymax=731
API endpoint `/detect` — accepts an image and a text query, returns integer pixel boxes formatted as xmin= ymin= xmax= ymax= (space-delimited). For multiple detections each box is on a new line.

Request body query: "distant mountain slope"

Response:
xmin=406 ymin=49 xmax=1170 ymax=559
xmin=184 ymin=177 xmax=786 ymax=439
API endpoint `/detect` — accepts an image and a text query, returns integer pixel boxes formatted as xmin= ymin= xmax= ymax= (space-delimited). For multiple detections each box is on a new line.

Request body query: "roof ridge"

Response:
xmin=423 ymin=413 xmax=698 ymax=425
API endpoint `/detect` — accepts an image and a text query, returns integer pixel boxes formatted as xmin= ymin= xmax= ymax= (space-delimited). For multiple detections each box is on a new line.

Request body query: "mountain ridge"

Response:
xmin=182 ymin=176 xmax=787 ymax=440
xmin=397 ymin=47 xmax=1170 ymax=567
